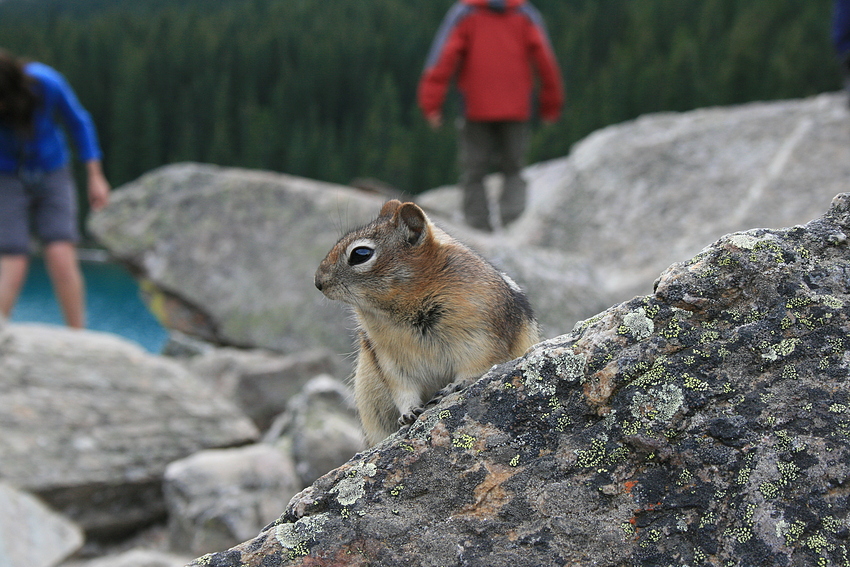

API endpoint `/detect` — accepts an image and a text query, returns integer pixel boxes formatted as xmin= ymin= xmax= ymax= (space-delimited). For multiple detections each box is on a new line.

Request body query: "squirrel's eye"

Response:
xmin=349 ymin=246 xmax=374 ymax=266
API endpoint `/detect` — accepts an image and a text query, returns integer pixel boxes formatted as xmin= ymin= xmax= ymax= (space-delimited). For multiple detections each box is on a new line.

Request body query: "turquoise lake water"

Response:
xmin=10 ymin=256 xmax=169 ymax=353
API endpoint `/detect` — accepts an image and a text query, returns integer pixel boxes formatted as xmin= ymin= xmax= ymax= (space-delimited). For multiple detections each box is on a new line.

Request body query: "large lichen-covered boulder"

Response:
xmin=0 ymin=323 xmax=258 ymax=538
xmin=87 ymin=163 xmax=607 ymax=352
xmin=190 ymin=194 xmax=850 ymax=566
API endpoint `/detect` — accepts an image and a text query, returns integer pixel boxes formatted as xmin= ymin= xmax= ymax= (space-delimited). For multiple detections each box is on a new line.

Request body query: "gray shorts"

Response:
xmin=0 ymin=166 xmax=79 ymax=255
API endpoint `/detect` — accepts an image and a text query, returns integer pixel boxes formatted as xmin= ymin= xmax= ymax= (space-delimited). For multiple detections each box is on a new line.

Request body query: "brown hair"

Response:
xmin=0 ymin=49 xmax=39 ymax=135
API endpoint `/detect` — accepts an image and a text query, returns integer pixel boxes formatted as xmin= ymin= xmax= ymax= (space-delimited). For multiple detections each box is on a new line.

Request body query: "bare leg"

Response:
xmin=0 ymin=254 xmax=30 ymax=319
xmin=44 ymin=241 xmax=85 ymax=328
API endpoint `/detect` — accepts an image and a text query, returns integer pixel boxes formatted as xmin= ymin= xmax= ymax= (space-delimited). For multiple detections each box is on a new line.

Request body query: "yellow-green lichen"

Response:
xmin=575 ymin=438 xmax=608 ymax=468
xmin=699 ymin=511 xmax=716 ymax=529
xmin=820 ymin=295 xmax=845 ymax=309
xmin=777 ymin=461 xmax=800 ymax=485
xmin=822 ymin=516 xmax=843 ymax=534
xmin=620 ymin=308 xmax=655 ymax=341
xmin=762 ymin=338 xmax=802 ymax=361
xmin=274 ymin=513 xmax=330 ymax=558
xmin=806 ymin=533 xmax=830 ymax=554
xmin=760 ymin=481 xmax=779 ymax=499
xmin=699 ymin=330 xmax=720 ymax=344
xmin=330 ymin=463 xmax=377 ymax=507
xmin=574 ymin=437 xmax=629 ymax=468
xmin=639 ymin=529 xmax=663 ymax=548
xmin=782 ymin=365 xmax=798 ymax=380
xmin=631 ymin=356 xmax=670 ymax=388
xmin=780 ymin=519 xmax=808 ymax=546
xmin=452 ymin=433 xmax=476 ymax=450
xmin=729 ymin=234 xmax=762 ymax=250
xmin=573 ymin=313 xmax=605 ymax=333
xmin=630 ymin=384 xmax=684 ymax=424
xmin=659 ymin=318 xmax=684 ymax=341
xmin=555 ymin=414 xmax=573 ymax=432
xmin=683 ymin=373 xmax=709 ymax=392
xmin=510 ymin=454 xmax=521 ymax=467
xmin=724 ymin=525 xmax=754 ymax=544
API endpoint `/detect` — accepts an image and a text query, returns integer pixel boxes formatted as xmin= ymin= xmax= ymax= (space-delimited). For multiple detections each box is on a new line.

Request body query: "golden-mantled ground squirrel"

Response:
xmin=315 ymin=200 xmax=540 ymax=446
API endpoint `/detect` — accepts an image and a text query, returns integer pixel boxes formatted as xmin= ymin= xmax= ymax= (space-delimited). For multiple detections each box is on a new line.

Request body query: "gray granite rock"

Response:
xmin=87 ymin=164 xmax=383 ymax=354
xmin=0 ymin=323 xmax=258 ymax=537
xmin=187 ymin=348 xmax=346 ymax=431
xmin=0 ymin=482 xmax=83 ymax=567
xmin=509 ymin=93 xmax=850 ymax=302
xmin=163 ymin=443 xmax=300 ymax=556
xmin=270 ymin=375 xmax=366 ymax=486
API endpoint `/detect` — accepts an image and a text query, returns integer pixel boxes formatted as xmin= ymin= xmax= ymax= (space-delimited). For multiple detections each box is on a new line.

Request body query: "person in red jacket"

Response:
xmin=418 ymin=0 xmax=564 ymax=231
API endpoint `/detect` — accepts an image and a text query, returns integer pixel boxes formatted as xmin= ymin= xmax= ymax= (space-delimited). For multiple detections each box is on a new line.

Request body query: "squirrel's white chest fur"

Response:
xmin=356 ymin=305 xmax=495 ymax=391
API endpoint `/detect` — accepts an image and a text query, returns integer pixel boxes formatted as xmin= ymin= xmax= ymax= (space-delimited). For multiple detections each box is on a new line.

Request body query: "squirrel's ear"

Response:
xmin=379 ymin=199 xmax=402 ymax=219
xmin=397 ymin=202 xmax=429 ymax=246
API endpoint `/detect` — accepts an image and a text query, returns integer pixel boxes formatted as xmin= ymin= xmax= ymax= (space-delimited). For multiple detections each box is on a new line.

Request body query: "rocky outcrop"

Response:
xmin=189 ymin=194 xmax=850 ymax=566
xmin=265 ymin=375 xmax=367 ymax=486
xmin=0 ymin=482 xmax=83 ymax=567
xmin=186 ymin=347 xmax=345 ymax=430
xmin=512 ymin=92 xmax=850 ymax=300
xmin=0 ymin=323 xmax=259 ymax=538
xmin=87 ymin=163 xmax=609 ymax=351
xmin=163 ymin=444 xmax=301 ymax=556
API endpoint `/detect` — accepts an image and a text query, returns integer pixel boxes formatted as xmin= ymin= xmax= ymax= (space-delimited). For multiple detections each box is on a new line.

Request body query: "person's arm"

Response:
xmin=44 ymin=66 xmax=103 ymax=164
xmin=86 ymin=159 xmax=110 ymax=211
xmin=42 ymin=65 xmax=111 ymax=209
xmin=523 ymin=7 xmax=565 ymax=123
xmin=417 ymin=3 xmax=471 ymax=129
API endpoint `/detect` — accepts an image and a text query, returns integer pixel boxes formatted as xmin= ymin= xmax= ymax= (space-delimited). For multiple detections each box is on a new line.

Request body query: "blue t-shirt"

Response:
xmin=0 ymin=62 xmax=102 ymax=173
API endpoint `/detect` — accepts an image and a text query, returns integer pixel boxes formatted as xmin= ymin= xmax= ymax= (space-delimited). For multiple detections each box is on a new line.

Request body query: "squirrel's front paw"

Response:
xmin=423 ymin=381 xmax=466 ymax=409
xmin=398 ymin=407 xmax=425 ymax=426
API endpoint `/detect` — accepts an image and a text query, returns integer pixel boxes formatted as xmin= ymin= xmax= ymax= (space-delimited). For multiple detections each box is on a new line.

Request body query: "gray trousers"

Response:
xmin=459 ymin=120 xmax=529 ymax=231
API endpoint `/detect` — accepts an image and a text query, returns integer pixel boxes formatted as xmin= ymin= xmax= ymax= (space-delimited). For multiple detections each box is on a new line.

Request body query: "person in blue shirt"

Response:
xmin=0 ymin=49 xmax=110 ymax=328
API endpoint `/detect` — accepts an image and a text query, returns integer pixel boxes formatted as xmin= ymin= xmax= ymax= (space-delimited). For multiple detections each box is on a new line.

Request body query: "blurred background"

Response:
xmin=0 ymin=0 xmax=838 ymax=206
xmin=0 ymin=0 xmax=840 ymax=352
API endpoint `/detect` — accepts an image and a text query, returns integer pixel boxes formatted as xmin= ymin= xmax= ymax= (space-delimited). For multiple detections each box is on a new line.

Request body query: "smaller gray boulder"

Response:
xmin=0 ymin=482 xmax=83 ymax=567
xmin=163 ymin=443 xmax=301 ymax=556
xmin=187 ymin=348 xmax=346 ymax=431
xmin=267 ymin=375 xmax=366 ymax=486
xmin=0 ymin=323 xmax=259 ymax=538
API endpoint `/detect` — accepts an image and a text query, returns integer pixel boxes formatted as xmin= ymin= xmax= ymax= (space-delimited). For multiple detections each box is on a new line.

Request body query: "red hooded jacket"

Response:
xmin=418 ymin=0 xmax=564 ymax=123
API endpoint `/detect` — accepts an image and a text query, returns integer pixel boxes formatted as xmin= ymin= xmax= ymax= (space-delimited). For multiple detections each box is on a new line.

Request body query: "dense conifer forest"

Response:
xmin=0 ymin=0 xmax=838 ymax=196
